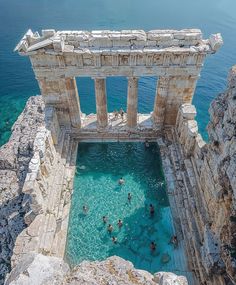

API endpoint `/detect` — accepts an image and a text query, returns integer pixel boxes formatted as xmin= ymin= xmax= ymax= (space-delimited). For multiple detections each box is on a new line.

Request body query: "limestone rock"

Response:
xmin=175 ymin=65 xmax=236 ymax=283
xmin=5 ymin=253 xmax=69 ymax=285
xmin=154 ymin=272 xmax=188 ymax=285
xmin=5 ymin=254 xmax=188 ymax=285
xmin=0 ymin=96 xmax=45 ymax=285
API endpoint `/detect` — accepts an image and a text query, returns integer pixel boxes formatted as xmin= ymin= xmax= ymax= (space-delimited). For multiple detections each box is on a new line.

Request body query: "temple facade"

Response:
xmin=15 ymin=29 xmax=222 ymax=141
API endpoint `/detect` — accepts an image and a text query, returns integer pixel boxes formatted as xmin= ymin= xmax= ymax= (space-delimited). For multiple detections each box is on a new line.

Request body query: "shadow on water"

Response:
xmin=75 ymin=142 xmax=169 ymax=207
xmin=66 ymin=142 xmax=182 ymax=274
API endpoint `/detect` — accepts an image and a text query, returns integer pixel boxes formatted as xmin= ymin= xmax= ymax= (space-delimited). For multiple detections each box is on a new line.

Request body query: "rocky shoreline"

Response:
xmin=0 ymin=97 xmax=45 ymax=284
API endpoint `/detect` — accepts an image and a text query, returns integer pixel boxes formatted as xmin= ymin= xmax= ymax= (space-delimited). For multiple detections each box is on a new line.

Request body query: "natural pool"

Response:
xmin=66 ymin=142 xmax=190 ymax=276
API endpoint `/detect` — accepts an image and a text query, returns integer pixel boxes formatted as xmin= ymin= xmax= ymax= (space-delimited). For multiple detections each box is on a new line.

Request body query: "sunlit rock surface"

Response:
xmin=5 ymin=254 xmax=188 ymax=285
xmin=0 ymin=97 xmax=45 ymax=284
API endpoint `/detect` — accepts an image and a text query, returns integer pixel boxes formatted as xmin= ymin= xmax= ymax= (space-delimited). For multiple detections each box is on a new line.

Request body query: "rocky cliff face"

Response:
xmin=175 ymin=65 xmax=236 ymax=284
xmin=5 ymin=254 xmax=188 ymax=285
xmin=0 ymin=97 xmax=45 ymax=284
xmin=206 ymin=65 xmax=236 ymax=282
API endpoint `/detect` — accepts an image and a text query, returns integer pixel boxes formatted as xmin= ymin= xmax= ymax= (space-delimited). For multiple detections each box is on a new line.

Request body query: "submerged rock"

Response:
xmin=161 ymin=253 xmax=171 ymax=264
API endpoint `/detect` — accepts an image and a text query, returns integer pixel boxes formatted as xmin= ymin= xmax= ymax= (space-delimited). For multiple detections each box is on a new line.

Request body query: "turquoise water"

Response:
xmin=66 ymin=143 xmax=187 ymax=274
xmin=1 ymin=0 xmax=236 ymax=145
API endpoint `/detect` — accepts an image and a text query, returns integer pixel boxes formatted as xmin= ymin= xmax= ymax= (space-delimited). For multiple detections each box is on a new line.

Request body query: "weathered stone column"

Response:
xmin=127 ymin=77 xmax=139 ymax=128
xmin=152 ymin=76 xmax=169 ymax=126
xmin=37 ymin=77 xmax=82 ymax=129
xmin=153 ymin=75 xmax=198 ymax=126
xmin=94 ymin=77 xmax=108 ymax=128
xmin=164 ymin=75 xmax=198 ymax=125
xmin=65 ymin=77 xmax=82 ymax=128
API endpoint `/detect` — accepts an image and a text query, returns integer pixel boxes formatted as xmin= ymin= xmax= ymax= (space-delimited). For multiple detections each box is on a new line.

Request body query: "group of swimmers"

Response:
xmin=113 ymin=108 xmax=125 ymax=120
xmin=82 ymin=175 xmax=178 ymax=252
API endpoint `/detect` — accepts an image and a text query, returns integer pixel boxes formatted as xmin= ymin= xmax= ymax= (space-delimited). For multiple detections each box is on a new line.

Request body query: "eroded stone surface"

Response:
xmin=15 ymin=29 xmax=223 ymax=131
xmin=0 ymin=96 xmax=45 ymax=284
xmin=5 ymin=254 xmax=188 ymax=285
xmin=172 ymin=65 xmax=236 ymax=284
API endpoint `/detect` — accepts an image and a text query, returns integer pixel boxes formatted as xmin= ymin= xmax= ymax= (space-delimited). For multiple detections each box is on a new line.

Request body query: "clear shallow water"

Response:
xmin=1 ymin=0 xmax=236 ymax=145
xmin=66 ymin=143 xmax=188 ymax=274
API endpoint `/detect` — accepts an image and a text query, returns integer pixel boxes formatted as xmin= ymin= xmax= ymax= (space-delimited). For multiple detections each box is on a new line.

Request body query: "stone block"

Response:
xmin=209 ymin=33 xmax=223 ymax=52
xmin=53 ymin=36 xmax=65 ymax=52
xmin=42 ymin=29 xmax=56 ymax=38
xmin=180 ymin=104 xmax=197 ymax=120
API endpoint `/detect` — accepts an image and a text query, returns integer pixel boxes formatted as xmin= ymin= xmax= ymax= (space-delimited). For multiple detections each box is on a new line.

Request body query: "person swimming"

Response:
xmin=169 ymin=235 xmax=178 ymax=248
xmin=150 ymin=241 xmax=156 ymax=252
xmin=145 ymin=139 xmax=150 ymax=148
xmin=118 ymin=177 xmax=125 ymax=185
xmin=107 ymin=224 xmax=113 ymax=234
xmin=102 ymin=216 xmax=108 ymax=224
xmin=112 ymin=236 xmax=117 ymax=244
xmin=149 ymin=204 xmax=155 ymax=216
xmin=117 ymin=219 xmax=123 ymax=228
xmin=83 ymin=205 xmax=88 ymax=214
xmin=128 ymin=193 xmax=132 ymax=202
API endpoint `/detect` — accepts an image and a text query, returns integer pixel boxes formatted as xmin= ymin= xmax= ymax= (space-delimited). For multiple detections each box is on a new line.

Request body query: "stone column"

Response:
xmin=65 ymin=77 xmax=82 ymax=128
xmin=153 ymin=75 xmax=198 ymax=126
xmin=127 ymin=77 xmax=139 ymax=128
xmin=164 ymin=75 xmax=198 ymax=125
xmin=94 ymin=77 xmax=108 ymax=128
xmin=37 ymin=77 xmax=82 ymax=129
xmin=152 ymin=76 xmax=169 ymax=126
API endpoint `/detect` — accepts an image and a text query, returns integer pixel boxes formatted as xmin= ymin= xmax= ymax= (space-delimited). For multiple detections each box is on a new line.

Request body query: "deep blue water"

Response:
xmin=0 ymin=0 xmax=236 ymax=145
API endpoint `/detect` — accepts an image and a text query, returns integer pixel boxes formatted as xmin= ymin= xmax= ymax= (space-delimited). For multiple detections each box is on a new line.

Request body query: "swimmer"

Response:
xmin=128 ymin=193 xmax=132 ymax=203
xmin=107 ymin=224 xmax=113 ymax=234
xmin=145 ymin=139 xmax=150 ymax=148
xmin=149 ymin=204 xmax=155 ymax=216
xmin=117 ymin=219 xmax=123 ymax=228
xmin=102 ymin=216 xmax=108 ymax=224
xmin=82 ymin=205 xmax=88 ymax=214
xmin=169 ymin=235 xmax=178 ymax=248
xmin=150 ymin=241 xmax=156 ymax=252
xmin=118 ymin=177 xmax=125 ymax=185
xmin=112 ymin=236 xmax=117 ymax=244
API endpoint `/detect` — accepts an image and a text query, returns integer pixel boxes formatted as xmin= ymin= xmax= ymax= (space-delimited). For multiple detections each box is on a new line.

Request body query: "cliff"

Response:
xmin=175 ymin=65 xmax=236 ymax=284
xmin=0 ymin=97 xmax=45 ymax=284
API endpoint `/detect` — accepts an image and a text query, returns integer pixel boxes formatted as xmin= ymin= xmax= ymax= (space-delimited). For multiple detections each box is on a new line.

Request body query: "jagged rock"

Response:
xmin=5 ymin=254 xmax=188 ymax=285
xmin=175 ymin=65 xmax=236 ymax=283
xmin=5 ymin=253 xmax=69 ymax=285
xmin=0 ymin=96 xmax=45 ymax=285
xmin=154 ymin=272 xmax=188 ymax=285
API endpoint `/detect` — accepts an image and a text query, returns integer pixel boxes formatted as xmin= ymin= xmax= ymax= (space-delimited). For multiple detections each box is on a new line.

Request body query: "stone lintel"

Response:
xmin=15 ymin=29 xmax=223 ymax=55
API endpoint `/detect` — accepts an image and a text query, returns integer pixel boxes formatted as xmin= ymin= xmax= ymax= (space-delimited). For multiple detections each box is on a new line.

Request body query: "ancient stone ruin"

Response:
xmin=0 ymin=28 xmax=235 ymax=285
xmin=15 ymin=29 xmax=222 ymax=138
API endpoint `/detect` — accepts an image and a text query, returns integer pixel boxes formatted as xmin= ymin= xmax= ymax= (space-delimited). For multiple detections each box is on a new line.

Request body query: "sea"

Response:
xmin=0 ymin=0 xmax=236 ymax=145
